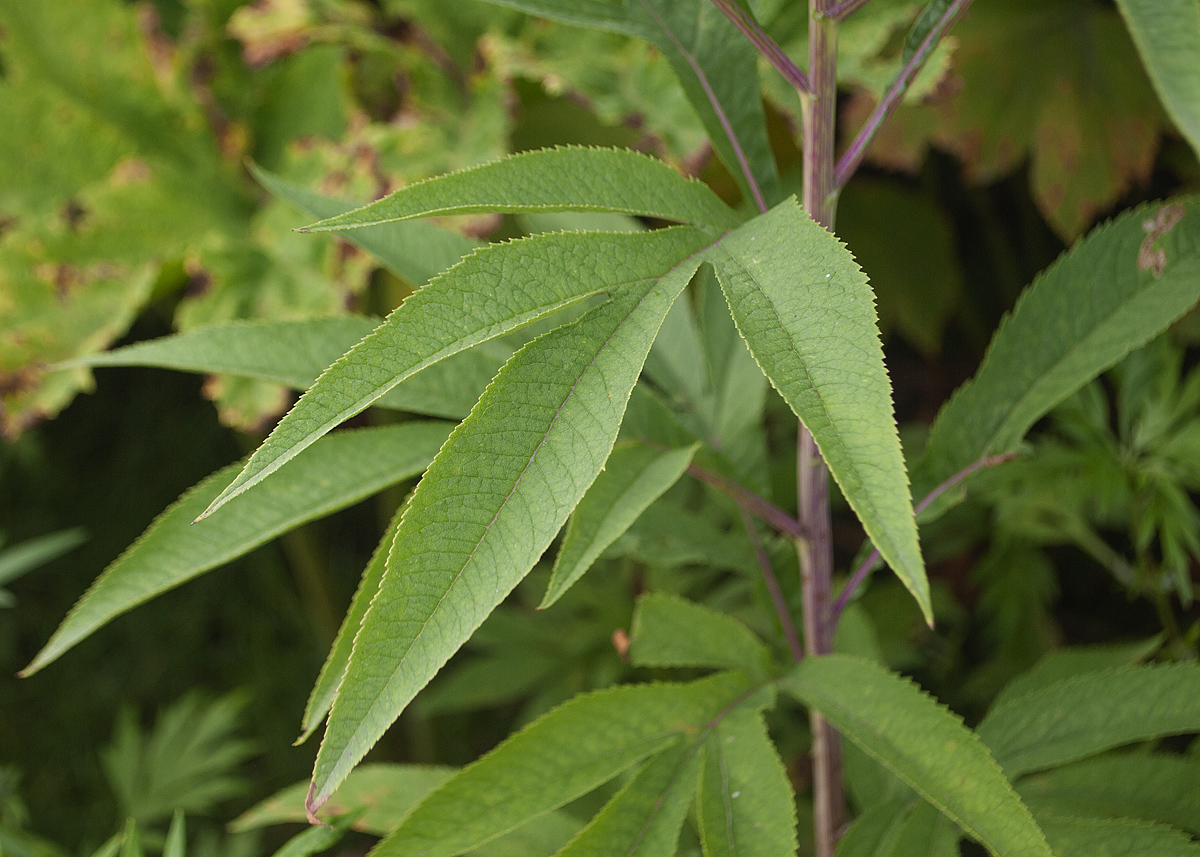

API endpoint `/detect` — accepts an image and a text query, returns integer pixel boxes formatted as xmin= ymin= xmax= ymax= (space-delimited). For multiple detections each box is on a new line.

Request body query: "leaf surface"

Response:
xmin=977 ymin=663 xmax=1200 ymax=778
xmin=23 ymin=422 xmax=451 ymax=675
xmin=203 ymin=226 xmax=711 ymax=518
xmin=369 ymin=673 xmax=755 ymax=857
xmin=781 ymin=654 xmax=1050 ymax=857
xmin=75 ymin=318 xmax=508 ymax=420
xmin=628 ymin=593 xmax=770 ymax=674
xmin=542 ymin=441 xmax=698 ymax=607
xmin=697 ymin=702 xmax=797 ymax=857
xmin=915 ymin=199 xmax=1200 ymax=517
xmin=1037 ymin=814 xmax=1200 ymax=857
xmin=310 ymin=253 xmax=706 ymax=810
xmin=711 ymin=199 xmax=927 ymax=619
xmin=1113 ymin=0 xmax=1200 ymax=160
xmin=305 ymin=147 xmax=740 ymax=232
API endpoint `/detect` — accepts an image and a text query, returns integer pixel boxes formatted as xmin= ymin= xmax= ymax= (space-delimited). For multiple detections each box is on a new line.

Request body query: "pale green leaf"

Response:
xmin=163 ymin=812 xmax=185 ymax=857
xmin=710 ymin=199 xmax=927 ymax=620
xmin=697 ymin=702 xmax=797 ymax=857
xmin=557 ymin=741 xmax=703 ymax=857
xmin=480 ymin=0 xmax=639 ymax=34
xmin=202 ymin=227 xmax=711 ymax=519
xmin=1037 ymin=814 xmax=1200 ymax=857
xmin=0 ymin=528 xmax=87 ymax=587
xmin=22 ymin=422 xmax=451 ymax=675
xmin=992 ymin=637 xmax=1161 ymax=710
xmin=914 ymin=199 xmax=1200 ymax=517
xmin=542 ymin=441 xmax=699 ymax=607
xmin=269 ymin=810 xmax=359 ymax=857
xmin=73 ymin=318 xmax=508 ymax=420
xmin=310 ymin=254 xmax=705 ymax=810
xmin=304 ymin=147 xmax=740 ymax=232
xmin=977 ymin=663 xmax=1200 ymax=778
xmin=298 ymin=505 xmax=404 ymax=744
xmin=250 ymin=164 xmax=481 ymax=286
xmin=118 ymin=820 xmax=142 ymax=857
xmin=781 ymin=654 xmax=1050 ymax=857
xmin=1016 ymin=754 xmax=1200 ymax=835
xmin=628 ymin=593 xmax=771 ymax=674
xmin=1114 ymin=0 xmax=1200 ymax=159
xmin=369 ymin=673 xmax=756 ymax=857
xmin=87 ymin=835 xmax=122 ymax=857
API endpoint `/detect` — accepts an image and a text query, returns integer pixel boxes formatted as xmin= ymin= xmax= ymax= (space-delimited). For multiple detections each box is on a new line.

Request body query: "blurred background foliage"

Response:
xmin=1 ymin=0 xmax=1199 ymax=852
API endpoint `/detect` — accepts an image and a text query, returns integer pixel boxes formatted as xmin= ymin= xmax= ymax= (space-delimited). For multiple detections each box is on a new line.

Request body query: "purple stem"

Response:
xmin=636 ymin=0 xmax=769 ymax=214
xmin=740 ymin=508 xmax=805 ymax=662
xmin=833 ymin=0 xmax=972 ymax=189
xmin=687 ymin=463 xmax=808 ymax=541
xmin=824 ymin=0 xmax=873 ymax=21
xmin=710 ymin=0 xmax=812 ymax=95
xmin=831 ymin=451 xmax=1018 ymax=622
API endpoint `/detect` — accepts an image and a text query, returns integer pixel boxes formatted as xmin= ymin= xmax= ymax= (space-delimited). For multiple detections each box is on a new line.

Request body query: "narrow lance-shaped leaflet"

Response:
xmin=308 ymin=245 xmax=710 ymax=813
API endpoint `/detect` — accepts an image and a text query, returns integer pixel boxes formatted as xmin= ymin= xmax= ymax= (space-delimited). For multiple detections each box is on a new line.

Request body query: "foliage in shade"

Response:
xmin=1035 ymin=814 xmax=1200 ymax=857
xmin=23 ymin=422 xmax=452 ymax=675
xmin=628 ymin=593 xmax=771 ymax=675
xmin=781 ymin=654 xmax=1051 ymax=857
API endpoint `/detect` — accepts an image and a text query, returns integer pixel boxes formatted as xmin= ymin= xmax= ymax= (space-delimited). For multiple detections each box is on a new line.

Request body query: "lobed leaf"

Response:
xmin=250 ymin=164 xmax=481 ymax=287
xmin=1113 ymin=0 xmax=1200 ymax=160
xmin=304 ymin=147 xmax=741 ymax=232
xmin=628 ymin=593 xmax=771 ymax=675
xmin=914 ymin=198 xmax=1200 ymax=518
xmin=977 ymin=663 xmax=1200 ymax=778
xmin=202 ymin=226 xmax=712 ymax=519
xmin=310 ymin=251 xmax=707 ymax=811
xmin=369 ymin=673 xmax=756 ymax=857
xmin=73 ymin=318 xmax=508 ymax=420
xmin=781 ymin=654 xmax=1050 ymax=857
xmin=542 ymin=441 xmax=698 ymax=607
xmin=710 ymin=199 xmax=928 ymax=620
xmin=696 ymin=701 xmax=797 ymax=857
xmin=1016 ymin=754 xmax=1200 ymax=835
xmin=22 ymin=422 xmax=451 ymax=675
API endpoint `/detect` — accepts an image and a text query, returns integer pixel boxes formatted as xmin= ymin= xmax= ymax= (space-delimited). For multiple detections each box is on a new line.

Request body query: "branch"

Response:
xmin=636 ymin=0 xmax=769 ymax=213
xmin=740 ymin=508 xmax=805 ymax=662
xmin=710 ymin=0 xmax=812 ymax=95
xmin=833 ymin=0 xmax=972 ymax=189
xmin=686 ymin=463 xmax=808 ymax=540
xmin=824 ymin=0 xmax=872 ymax=21
xmin=831 ymin=451 xmax=1017 ymax=622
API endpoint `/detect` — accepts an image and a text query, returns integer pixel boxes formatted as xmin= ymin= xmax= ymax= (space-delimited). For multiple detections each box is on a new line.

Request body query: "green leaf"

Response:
xmin=310 ymin=253 xmax=706 ymax=811
xmin=304 ymin=147 xmax=740 ymax=232
xmin=1037 ymin=814 xmax=1200 ymax=857
xmin=1016 ymin=754 xmax=1200 ymax=835
xmin=542 ymin=441 xmax=699 ymax=607
xmin=557 ymin=741 xmax=703 ymax=857
xmin=202 ymin=226 xmax=712 ymax=519
xmin=781 ymin=654 xmax=1050 ymax=857
xmin=835 ymin=798 xmax=913 ymax=857
xmin=269 ymin=810 xmax=360 ymax=857
xmin=250 ymin=163 xmax=482 ymax=287
xmin=73 ymin=318 xmax=508 ymax=420
xmin=368 ymin=673 xmax=756 ymax=857
xmin=710 ymin=199 xmax=927 ymax=620
xmin=298 ymin=506 xmax=405 ymax=744
xmin=163 ymin=812 xmax=186 ymax=857
xmin=884 ymin=801 xmax=960 ymax=857
xmin=915 ymin=199 xmax=1200 ymax=518
xmin=0 ymin=528 xmax=87 ymax=587
xmin=22 ymin=422 xmax=451 ymax=675
xmin=1113 ymin=0 xmax=1200 ymax=160
xmin=628 ymin=593 xmax=771 ymax=674
xmin=977 ymin=663 xmax=1200 ymax=778
xmin=992 ymin=638 xmax=1161 ymax=709
xmin=118 ymin=820 xmax=142 ymax=857
xmin=837 ymin=800 xmax=959 ymax=857
xmin=696 ymin=702 xmax=797 ymax=857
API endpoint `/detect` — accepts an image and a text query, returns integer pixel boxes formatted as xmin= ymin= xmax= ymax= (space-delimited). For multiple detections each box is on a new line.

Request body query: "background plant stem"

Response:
xmin=800 ymin=2 xmax=845 ymax=854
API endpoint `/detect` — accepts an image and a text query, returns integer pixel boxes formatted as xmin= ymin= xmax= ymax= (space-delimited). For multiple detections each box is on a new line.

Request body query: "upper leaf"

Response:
xmin=369 ymin=673 xmax=755 ymax=857
xmin=201 ymin=226 xmax=712 ymax=519
xmin=542 ymin=441 xmax=698 ymax=607
xmin=73 ymin=318 xmax=508 ymax=420
xmin=976 ymin=663 xmax=1200 ymax=778
xmin=781 ymin=654 xmax=1051 ymax=857
xmin=914 ymin=199 xmax=1200 ymax=518
xmin=23 ymin=422 xmax=451 ymax=675
xmin=1113 ymin=0 xmax=1200 ymax=160
xmin=628 ymin=593 xmax=771 ymax=675
xmin=310 ymin=251 xmax=707 ymax=811
xmin=303 ymin=147 xmax=741 ymax=232
xmin=709 ymin=198 xmax=928 ymax=621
